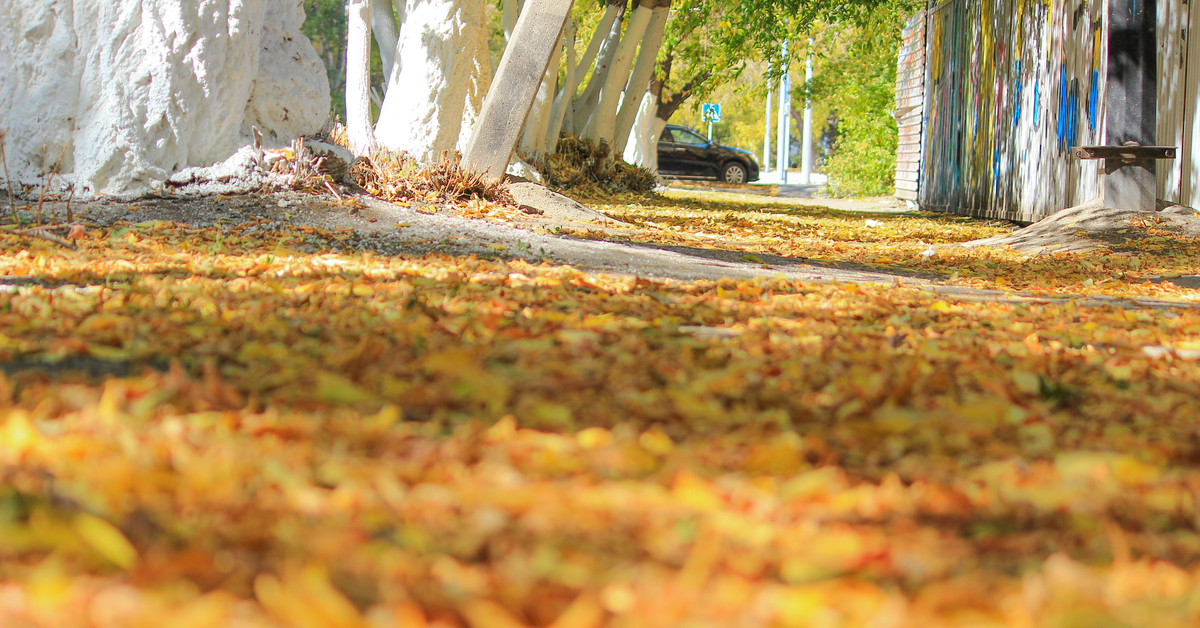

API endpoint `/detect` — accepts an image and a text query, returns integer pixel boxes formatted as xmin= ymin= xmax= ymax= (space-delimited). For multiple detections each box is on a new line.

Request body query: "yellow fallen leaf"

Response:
xmin=73 ymin=513 xmax=137 ymax=569
xmin=460 ymin=599 xmax=530 ymax=628
xmin=314 ymin=372 xmax=376 ymax=404
xmin=673 ymin=470 xmax=724 ymax=511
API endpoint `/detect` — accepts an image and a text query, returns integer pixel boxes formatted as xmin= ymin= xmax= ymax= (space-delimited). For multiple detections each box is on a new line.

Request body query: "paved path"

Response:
xmin=663 ymin=176 xmax=913 ymax=214
xmin=21 ymin=191 xmax=1200 ymax=312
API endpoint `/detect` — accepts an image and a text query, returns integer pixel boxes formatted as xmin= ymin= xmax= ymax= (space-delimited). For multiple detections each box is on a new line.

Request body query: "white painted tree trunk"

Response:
xmin=371 ymin=0 xmax=400 ymax=90
xmin=378 ymin=0 xmax=407 ymax=83
xmin=0 ymin=0 xmax=328 ymax=196
xmin=460 ymin=0 xmax=574 ymax=180
xmin=542 ymin=20 xmax=577 ymax=153
xmin=558 ymin=5 xmax=620 ymax=137
xmin=518 ymin=33 xmax=563 ymax=157
xmin=571 ymin=0 xmax=628 ymax=133
xmin=456 ymin=10 xmax=493 ymax=153
xmin=613 ymin=4 xmax=668 ymax=155
xmin=375 ymin=0 xmax=488 ymax=162
xmin=623 ymin=94 xmax=665 ymax=173
xmin=581 ymin=0 xmax=652 ymax=144
xmin=347 ymin=0 xmax=377 ymax=154
xmin=574 ymin=3 xmax=623 ymax=89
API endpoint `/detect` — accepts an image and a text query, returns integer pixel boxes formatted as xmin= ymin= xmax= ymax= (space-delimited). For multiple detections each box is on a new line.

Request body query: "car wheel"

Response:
xmin=721 ymin=162 xmax=747 ymax=184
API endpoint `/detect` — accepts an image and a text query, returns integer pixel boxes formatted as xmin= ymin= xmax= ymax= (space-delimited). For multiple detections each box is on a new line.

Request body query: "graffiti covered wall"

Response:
xmin=919 ymin=0 xmax=1106 ymax=222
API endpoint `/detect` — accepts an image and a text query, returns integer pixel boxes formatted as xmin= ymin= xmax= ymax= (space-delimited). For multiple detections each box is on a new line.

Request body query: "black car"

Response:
xmin=657 ymin=124 xmax=760 ymax=184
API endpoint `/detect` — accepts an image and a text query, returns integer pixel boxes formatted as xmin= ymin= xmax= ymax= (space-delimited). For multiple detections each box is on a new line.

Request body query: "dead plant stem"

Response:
xmin=0 ymin=131 xmax=16 ymax=222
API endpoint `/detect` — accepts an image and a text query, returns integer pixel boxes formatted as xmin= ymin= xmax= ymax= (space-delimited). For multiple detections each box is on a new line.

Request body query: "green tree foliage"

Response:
xmin=810 ymin=4 xmax=915 ymax=196
xmin=300 ymin=0 xmax=389 ymax=124
xmin=653 ymin=0 xmax=916 ymax=133
xmin=300 ymin=0 xmax=348 ymax=120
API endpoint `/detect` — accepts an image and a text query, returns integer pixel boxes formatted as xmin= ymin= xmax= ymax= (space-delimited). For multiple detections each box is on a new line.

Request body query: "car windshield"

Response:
xmin=673 ymin=129 xmax=708 ymax=146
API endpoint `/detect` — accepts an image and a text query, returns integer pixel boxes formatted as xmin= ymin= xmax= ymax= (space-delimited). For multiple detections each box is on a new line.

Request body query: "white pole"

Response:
xmin=776 ymin=41 xmax=790 ymax=184
xmin=763 ymin=84 xmax=773 ymax=174
xmin=801 ymin=38 xmax=814 ymax=184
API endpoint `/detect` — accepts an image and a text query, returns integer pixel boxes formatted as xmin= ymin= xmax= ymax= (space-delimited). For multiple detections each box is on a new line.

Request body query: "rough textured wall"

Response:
xmin=0 ymin=0 xmax=329 ymax=197
xmin=920 ymin=0 xmax=1106 ymax=222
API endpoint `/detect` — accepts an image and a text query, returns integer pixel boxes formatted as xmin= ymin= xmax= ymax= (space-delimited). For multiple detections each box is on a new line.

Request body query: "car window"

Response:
xmin=659 ymin=129 xmax=675 ymax=143
xmin=673 ymin=129 xmax=708 ymax=146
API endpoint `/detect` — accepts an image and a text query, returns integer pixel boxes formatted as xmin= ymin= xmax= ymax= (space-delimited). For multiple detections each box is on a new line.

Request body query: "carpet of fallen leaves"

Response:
xmin=588 ymin=191 xmax=1200 ymax=301
xmin=3 ymin=198 xmax=1200 ymax=628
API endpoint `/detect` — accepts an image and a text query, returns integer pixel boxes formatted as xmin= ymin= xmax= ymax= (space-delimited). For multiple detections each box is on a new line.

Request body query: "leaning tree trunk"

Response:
xmin=0 ymin=0 xmax=328 ymax=196
xmin=613 ymin=0 xmax=669 ymax=155
xmin=581 ymin=0 xmax=654 ymax=144
xmin=518 ymin=29 xmax=565 ymax=158
xmin=347 ymin=0 xmax=377 ymax=154
xmin=461 ymin=0 xmax=574 ymax=180
xmin=553 ymin=3 xmax=622 ymax=139
xmin=374 ymin=0 xmax=489 ymax=162
xmin=569 ymin=0 xmax=627 ymax=134
xmin=543 ymin=20 xmax=578 ymax=154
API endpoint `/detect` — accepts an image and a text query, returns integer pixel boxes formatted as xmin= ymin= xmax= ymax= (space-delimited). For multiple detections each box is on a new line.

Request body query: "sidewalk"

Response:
xmin=681 ymin=169 xmax=915 ymax=214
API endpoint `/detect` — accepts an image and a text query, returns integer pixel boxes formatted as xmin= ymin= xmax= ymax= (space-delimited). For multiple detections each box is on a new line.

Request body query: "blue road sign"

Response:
xmin=702 ymin=103 xmax=722 ymax=123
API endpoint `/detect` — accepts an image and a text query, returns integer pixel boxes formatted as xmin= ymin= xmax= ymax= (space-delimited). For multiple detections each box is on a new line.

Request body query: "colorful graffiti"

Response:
xmin=919 ymin=0 xmax=1105 ymax=221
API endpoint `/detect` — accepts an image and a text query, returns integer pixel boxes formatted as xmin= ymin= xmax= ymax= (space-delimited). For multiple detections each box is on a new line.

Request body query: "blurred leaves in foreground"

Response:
xmin=2 ymin=199 xmax=1200 ymax=627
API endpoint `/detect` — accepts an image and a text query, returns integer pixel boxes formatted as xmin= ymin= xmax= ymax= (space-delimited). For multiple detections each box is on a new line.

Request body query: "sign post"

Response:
xmin=763 ymin=86 xmax=772 ymax=173
xmin=777 ymin=40 xmax=791 ymax=185
xmin=701 ymin=103 xmax=721 ymax=140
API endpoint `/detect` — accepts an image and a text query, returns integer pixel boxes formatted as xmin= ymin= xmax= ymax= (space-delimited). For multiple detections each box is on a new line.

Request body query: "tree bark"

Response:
xmin=543 ymin=19 xmax=577 ymax=153
xmin=456 ymin=5 xmax=493 ymax=152
xmin=461 ymin=0 xmax=574 ymax=180
xmin=623 ymin=90 xmax=664 ymax=171
xmin=371 ymin=0 xmax=399 ymax=90
xmin=570 ymin=0 xmax=627 ymax=134
xmin=573 ymin=1 xmax=624 ymax=93
xmin=518 ymin=33 xmax=564 ymax=157
xmin=559 ymin=2 xmax=622 ymax=136
xmin=581 ymin=0 xmax=654 ymax=144
xmin=653 ymin=52 xmax=710 ymax=122
xmin=0 ymin=0 xmax=328 ymax=196
xmin=347 ymin=0 xmax=377 ymax=154
xmin=375 ymin=0 xmax=488 ymax=162
xmin=613 ymin=1 xmax=668 ymax=155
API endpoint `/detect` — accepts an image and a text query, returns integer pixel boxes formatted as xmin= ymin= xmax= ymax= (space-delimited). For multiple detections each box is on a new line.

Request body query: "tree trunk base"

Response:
xmin=963 ymin=198 xmax=1200 ymax=254
xmin=507 ymin=181 xmax=624 ymax=225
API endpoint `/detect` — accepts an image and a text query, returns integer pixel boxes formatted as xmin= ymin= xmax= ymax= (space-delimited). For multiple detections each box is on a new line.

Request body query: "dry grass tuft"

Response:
xmin=261 ymin=138 xmax=347 ymax=200
xmin=525 ymin=135 xmax=658 ymax=196
xmin=353 ymin=150 xmax=512 ymax=206
xmin=322 ymin=120 xmax=352 ymax=151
